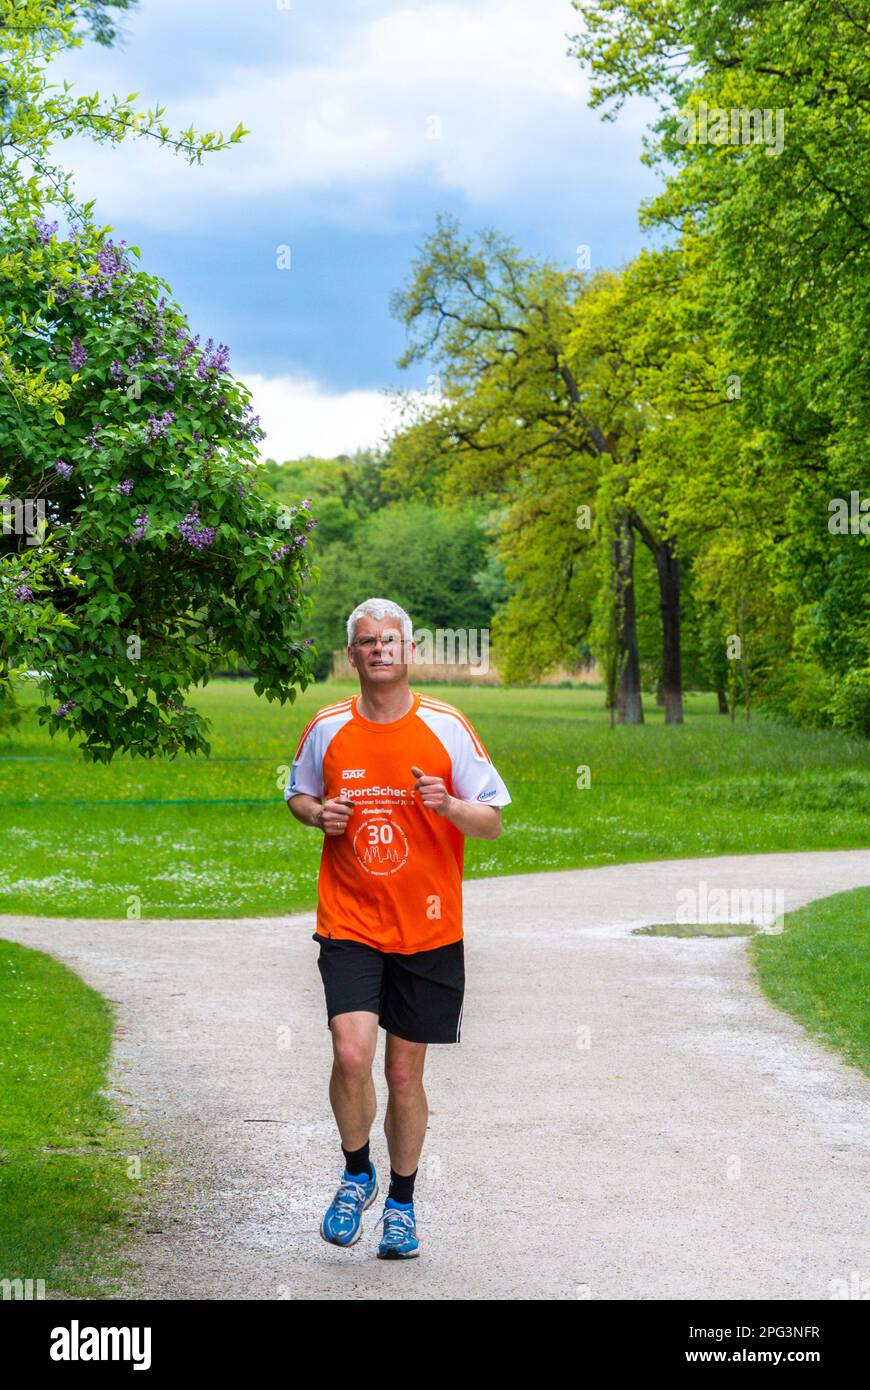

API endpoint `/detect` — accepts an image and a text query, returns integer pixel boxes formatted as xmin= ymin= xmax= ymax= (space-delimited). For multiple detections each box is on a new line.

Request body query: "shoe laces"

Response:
xmin=330 ymin=1177 xmax=367 ymax=1219
xmin=378 ymin=1206 xmax=415 ymax=1243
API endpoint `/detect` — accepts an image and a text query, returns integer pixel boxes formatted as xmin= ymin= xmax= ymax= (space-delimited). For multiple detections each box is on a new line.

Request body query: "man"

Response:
xmin=285 ymin=597 xmax=511 ymax=1259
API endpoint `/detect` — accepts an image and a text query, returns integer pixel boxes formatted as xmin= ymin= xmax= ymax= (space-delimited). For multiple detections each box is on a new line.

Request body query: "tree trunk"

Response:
xmin=613 ymin=519 xmax=644 ymax=725
xmin=655 ymin=539 xmax=683 ymax=724
xmin=631 ymin=517 xmax=683 ymax=725
xmin=717 ymin=684 xmax=728 ymax=715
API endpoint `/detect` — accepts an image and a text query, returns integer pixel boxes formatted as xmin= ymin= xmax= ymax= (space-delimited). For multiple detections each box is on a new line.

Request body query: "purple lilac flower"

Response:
xmin=14 ymin=584 xmax=34 ymax=601
xmin=177 ymin=506 xmax=217 ymax=550
xmin=175 ymin=328 xmax=200 ymax=364
xmin=69 ymin=337 xmax=87 ymax=369
xmin=109 ymin=359 xmax=124 ymax=381
xmin=271 ymin=544 xmax=290 ymax=561
xmin=124 ymin=510 xmax=150 ymax=545
xmin=97 ymin=240 xmax=127 ymax=279
xmin=34 ymin=217 xmax=58 ymax=245
xmin=195 ymin=338 xmax=230 ymax=379
xmin=144 ymin=410 xmax=175 ymax=442
xmin=54 ymin=459 xmax=73 ymax=480
xmin=117 ymin=479 xmax=134 ymax=496
xmin=63 ymin=239 xmax=129 ymax=301
xmin=84 ymin=423 xmax=103 ymax=449
xmin=240 ymin=403 xmax=265 ymax=441
xmin=294 ymin=534 xmax=308 ymax=548
xmin=55 ymin=699 xmax=78 ymax=716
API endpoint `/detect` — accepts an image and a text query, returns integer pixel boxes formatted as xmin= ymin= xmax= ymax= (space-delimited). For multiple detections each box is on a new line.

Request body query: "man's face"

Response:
xmin=347 ymin=615 xmax=415 ymax=686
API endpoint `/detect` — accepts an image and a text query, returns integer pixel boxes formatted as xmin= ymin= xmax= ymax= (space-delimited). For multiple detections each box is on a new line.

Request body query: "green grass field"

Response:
xmin=1 ymin=677 xmax=869 ymax=918
xmin=752 ymin=887 xmax=870 ymax=1077
xmin=0 ymin=938 xmax=160 ymax=1297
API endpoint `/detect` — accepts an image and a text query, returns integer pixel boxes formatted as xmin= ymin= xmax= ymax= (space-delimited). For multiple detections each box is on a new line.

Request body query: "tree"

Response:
xmin=389 ymin=215 xmax=650 ymax=719
xmin=1 ymin=0 xmax=313 ymax=759
xmin=570 ymin=0 xmax=870 ymax=731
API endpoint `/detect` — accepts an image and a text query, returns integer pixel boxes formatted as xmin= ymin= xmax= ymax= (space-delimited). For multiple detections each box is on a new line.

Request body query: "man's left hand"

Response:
xmin=410 ymin=764 xmax=453 ymax=815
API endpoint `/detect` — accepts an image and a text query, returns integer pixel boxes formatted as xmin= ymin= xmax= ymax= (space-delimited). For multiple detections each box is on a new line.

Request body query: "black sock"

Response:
xmin=388 ymin=1167 xmax=417 ymax=1205
xmin=341 ymin=1140 xmax=372 ymax=1179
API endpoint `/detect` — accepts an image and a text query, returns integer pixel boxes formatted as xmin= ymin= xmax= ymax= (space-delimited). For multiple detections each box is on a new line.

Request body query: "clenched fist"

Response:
xmin=318 ymin=796 xmax=355 ymax=836
xmin=411 ymin=765 xmax=453 ymax=815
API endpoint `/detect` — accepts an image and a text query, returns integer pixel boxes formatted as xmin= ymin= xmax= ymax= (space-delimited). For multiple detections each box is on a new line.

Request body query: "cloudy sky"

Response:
xmin=53 ymin=0 xmax=659 ymax=459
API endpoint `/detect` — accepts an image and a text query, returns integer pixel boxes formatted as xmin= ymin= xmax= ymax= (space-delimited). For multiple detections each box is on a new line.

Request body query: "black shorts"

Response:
xmin=313 ymin=932 xmax=465 ymax=1044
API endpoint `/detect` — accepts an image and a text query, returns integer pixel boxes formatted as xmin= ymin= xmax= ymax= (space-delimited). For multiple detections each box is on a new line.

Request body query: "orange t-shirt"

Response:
xmin=285 ymin=690 xmax=511 ymax=953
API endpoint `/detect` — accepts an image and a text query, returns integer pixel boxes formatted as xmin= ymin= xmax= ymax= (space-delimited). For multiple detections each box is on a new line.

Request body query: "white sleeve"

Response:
xmin=285 ymin=724 xmax=324 ymax=800
xmin=451 ymin=723 xmax=512 ymax=807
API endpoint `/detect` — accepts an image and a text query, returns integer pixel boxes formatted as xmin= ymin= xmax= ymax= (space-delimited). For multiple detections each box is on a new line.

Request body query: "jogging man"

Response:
xmin=285 ymin=597 xmax=511 ymax=1259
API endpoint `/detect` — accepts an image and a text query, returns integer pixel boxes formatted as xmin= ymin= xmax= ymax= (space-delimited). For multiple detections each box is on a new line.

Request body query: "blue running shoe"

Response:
xmin=376 ymin=1197 xmax=420 ymax=1259
xmin=320 ymin=1163 xmax=378 ymax=1247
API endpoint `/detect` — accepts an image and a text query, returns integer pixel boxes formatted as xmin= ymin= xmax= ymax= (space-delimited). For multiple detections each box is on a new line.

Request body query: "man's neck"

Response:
xmin=356 ymin=683 xmax=414 ymax=724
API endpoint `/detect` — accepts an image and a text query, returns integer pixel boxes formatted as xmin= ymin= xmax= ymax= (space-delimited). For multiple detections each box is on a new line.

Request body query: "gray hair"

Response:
xmin=346 ymin=597 xmax=413 ymax=646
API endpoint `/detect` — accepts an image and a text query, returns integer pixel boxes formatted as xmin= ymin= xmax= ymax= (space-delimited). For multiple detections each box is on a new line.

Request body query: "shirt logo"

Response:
xmin=477 ymin=788 xmax=497 ymax=801
xmin=342 ymin=768 xmax=366 ymax=779
xmin=352 ymin=816 xmax=410 ymax=876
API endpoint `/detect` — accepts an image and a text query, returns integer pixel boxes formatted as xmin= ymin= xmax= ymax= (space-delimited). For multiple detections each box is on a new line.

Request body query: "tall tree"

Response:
xmin=390 ymin=216 xmax=650 ymax=720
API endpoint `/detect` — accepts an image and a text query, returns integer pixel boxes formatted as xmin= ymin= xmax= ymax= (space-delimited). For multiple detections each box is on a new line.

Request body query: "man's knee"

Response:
xmin=331 ymin=1022 xmax=375 ymax=1080
xmin=384 ymin=1055 xmax=425 ymax=1097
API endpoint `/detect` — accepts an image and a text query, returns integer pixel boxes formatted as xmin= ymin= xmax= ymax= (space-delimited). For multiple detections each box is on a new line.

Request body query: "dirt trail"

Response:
xmin=3 ymin=849 xmax=869 ymax=1300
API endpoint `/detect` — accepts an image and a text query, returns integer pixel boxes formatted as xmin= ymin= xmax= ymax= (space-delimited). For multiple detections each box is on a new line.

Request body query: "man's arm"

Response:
xmin=286 ymin=792 xmax=324 ymax=829
xmin=287 ymin=792 xmax=355 ymax=836
xmin=410 ymin=765 xmax=503 ymax=840
xmin=444 ymin=798 xmax=502 ymax=841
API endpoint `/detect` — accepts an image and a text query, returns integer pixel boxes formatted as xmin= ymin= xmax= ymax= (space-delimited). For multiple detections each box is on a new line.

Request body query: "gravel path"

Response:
xmin=3 ymin=849 xmax=869 ymax=1300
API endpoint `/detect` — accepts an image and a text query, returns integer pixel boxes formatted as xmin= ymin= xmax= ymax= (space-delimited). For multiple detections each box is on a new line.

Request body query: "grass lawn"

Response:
xmin=0 ymin=678 xmax=868 ymax=918
xmin=752 ymin=887 xmax=870 ymax=1077
xmin=0 ymin=938 xmax=161 ymax=1297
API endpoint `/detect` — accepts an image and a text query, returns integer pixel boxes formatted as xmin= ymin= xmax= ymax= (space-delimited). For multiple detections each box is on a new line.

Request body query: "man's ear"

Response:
xmin=347 ymin=645 xmax=357 ymax=670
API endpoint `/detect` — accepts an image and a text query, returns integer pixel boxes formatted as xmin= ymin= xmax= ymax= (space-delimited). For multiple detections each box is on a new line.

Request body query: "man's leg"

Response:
xmin=383 ymin=1032 xmax=429 ymax=1178
xmin=328 ymin=1010 xmax=379 ymax=1149
xmin=376 ymin=1033 xmax=427 ymax=1258
xmin=319 ymin=1010 xmax=380 ymax=1247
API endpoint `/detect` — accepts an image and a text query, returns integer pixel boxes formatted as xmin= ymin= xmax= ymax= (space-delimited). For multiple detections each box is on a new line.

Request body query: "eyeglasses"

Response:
xmin=351 ymin=635 xmax=405 ymax=650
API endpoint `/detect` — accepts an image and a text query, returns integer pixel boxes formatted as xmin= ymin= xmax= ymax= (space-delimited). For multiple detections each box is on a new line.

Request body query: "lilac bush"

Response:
xmin=1 ymin=210 xmax=316 ymax=761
